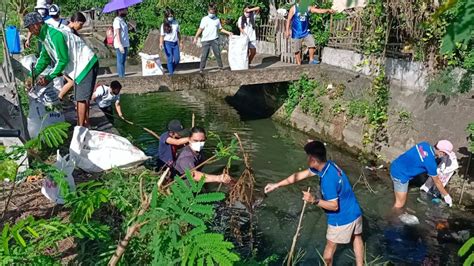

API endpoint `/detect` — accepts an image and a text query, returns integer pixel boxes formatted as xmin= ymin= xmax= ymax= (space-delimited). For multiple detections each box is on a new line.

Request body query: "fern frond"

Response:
xmin=194 ymin=192 xmax=225 ymax=203
xmin=26 ymin=122 xmax=70 ymax=149
xmin=189 ymin=204 xmax=214 ymax=216
xmin=459 ymin=237 xmax=474 ymax=257
xmin=181 ymin=214 xmax=205 ymax=227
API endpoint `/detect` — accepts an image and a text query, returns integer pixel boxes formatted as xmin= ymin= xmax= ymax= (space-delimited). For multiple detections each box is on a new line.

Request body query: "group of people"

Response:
xmin=24 ymin=1 xmax=126 ymax=126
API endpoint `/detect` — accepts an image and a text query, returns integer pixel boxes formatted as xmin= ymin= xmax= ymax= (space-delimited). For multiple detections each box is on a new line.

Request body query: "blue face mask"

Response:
xmin=208 ymin=13 xmax=216 ymax=18
xmin=167 ymin=17 xmax=174 ymax=22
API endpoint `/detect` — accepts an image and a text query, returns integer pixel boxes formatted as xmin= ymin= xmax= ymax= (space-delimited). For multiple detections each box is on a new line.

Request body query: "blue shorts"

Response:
xmin=392 ymin=176 xmax=408 ymax=193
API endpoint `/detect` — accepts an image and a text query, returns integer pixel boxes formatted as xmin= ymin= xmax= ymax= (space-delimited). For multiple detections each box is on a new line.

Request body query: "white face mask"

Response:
xmin=167 ymin=17 xmax=174 ymax=22
xmin=190 ymin=141 xmax=205 ymax=152
xmin=208 ymin=13 xmax=216 ymax=18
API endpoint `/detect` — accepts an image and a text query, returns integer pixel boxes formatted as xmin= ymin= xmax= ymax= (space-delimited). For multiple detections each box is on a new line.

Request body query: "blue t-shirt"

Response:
xmin=310 ymin=161 xmax=362 ymax=226
xmin=390 ymin=142 xmax=438 ymax=184
xmin=291 ymin=4 xmax=310 ymax=39
xmin=158 ymin=131 xmax=174 ymax=166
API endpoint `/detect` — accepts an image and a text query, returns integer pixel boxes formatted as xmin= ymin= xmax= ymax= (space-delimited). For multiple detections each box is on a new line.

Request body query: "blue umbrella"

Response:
xmin=102 ymin=0 xmax=142 ymax=13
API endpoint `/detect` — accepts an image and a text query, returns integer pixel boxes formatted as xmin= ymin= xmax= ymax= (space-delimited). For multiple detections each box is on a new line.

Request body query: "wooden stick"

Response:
xmin=287 ymin=187 xmax=311 ymax=266
xmin=109 ymin=113 xmax=161 ymax=140
xmin=191 ymin=113 xmax=195 ymax=128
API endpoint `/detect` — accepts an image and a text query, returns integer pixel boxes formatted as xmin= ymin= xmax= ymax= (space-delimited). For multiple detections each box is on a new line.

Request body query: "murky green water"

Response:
xmin=116 ymin=90 xmax=471 ymax=265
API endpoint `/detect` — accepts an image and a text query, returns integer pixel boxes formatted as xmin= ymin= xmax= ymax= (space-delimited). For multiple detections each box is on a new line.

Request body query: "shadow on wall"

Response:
xmin=224 ymin=82 xmax=289 ymax=120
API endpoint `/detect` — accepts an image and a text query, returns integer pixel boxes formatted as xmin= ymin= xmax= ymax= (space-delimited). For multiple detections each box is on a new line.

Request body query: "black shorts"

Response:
xmin=74 ymin=62 xmax=99 ymax=101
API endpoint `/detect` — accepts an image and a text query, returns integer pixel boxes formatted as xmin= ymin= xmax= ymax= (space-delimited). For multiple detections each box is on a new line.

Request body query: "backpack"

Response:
xmin=105 ymin=26 xmax=114 ymax=46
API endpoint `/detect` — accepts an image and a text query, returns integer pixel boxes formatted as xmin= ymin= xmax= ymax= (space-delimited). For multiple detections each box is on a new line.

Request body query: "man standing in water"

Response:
xmin=265 ymin=141 xmax=363 ymax=266
xmin=390 ymin=140 xmax=454 ymax=209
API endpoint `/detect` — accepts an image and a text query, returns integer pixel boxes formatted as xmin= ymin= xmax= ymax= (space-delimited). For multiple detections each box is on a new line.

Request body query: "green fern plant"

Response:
xmin=138 ymin=170 xmax=239 ymax=265
xmin=66 ymin=181 xmax=111 ymax=223
xmin=458 ymin=237 xmax=474 ymax=266
xmin=25 ymin=122 xmax=70 ymax=150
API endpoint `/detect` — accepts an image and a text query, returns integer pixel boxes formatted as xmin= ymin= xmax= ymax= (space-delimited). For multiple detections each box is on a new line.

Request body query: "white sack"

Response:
xmin=41 ymin=150 xmax=75 ymax=204
xmin=69 ymin=126 xmax=149 ymax=173
xmin=139 ymin=52 xmax=164 ymax=76
xmin=228 ymin=35 xmax=249 ymax=71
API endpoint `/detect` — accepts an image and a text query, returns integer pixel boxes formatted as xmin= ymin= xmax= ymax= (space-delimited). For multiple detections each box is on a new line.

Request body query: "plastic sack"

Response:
xmin=399 ymin=213 xmax=420 ymax=225
xmin=70 ymin=126 xmax=150 ymax=173
xmin=138 ymin=52 xmax=164 ymax=76
xmin=41 ymin=150 xmax=75 ymax=204
xmin=20 ymin=55 xmax=65 ymax=138
xmin=228 ymin=35 xmax=249 ymax=71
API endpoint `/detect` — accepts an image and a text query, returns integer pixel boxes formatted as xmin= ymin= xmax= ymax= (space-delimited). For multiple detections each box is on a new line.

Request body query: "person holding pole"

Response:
xmin=264 ymin=140 xmax=363 ymax=266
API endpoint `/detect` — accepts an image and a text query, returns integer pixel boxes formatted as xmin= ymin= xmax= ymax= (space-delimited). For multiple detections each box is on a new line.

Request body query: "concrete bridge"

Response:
xmin=97 ymin=62 xmax=367 ymax=94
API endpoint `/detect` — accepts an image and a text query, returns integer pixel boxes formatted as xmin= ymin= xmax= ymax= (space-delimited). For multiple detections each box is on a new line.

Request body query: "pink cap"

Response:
xmin=436 ymin=140 xmax=454 ymax=155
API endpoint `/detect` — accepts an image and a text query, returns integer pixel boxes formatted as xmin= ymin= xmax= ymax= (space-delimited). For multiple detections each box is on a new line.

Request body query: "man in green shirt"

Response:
xmin=24 ymin=12 xmax=99 ymax=127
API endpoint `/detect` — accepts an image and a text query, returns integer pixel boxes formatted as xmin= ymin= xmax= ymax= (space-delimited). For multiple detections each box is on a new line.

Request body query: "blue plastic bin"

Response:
xmin=5 ymin=26 xmax=21 ymax=54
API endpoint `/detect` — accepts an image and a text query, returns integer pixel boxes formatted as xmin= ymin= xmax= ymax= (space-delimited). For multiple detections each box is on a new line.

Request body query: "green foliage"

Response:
xmin=236 ymin=254 xmax=279 ymax=266
xmin=330 ymin=101 xmax=344 ymax=115
xmin=66 ymin=181 xmax=112 ymax=223
xmin=309 ymin=1 xmax=347 ymax=46
xmin=425 ymin=67 xmax=470 ymax=97
xmin=347 ymin=99 xmax=370 ymax=118
xmin=139 ymin=171 xmax=239 ymax=265
xmin=26 ymin=122 xmax=70 ymax=150
xmin=467 ymin=123 xmax=474 ymax=153
xmin=360 ymin=0 xmax=387 ymax=56
xmin=209 ymin=132 xmax=240 ymax=168
xmin=458 ymin=237 xmax=474 ymax=266
xmin=0 ymin=216 xmax=109 ymax=264
xmin=439 ymin=0 xmax=474 ymax=54
xmin=285 ymin=74 xmax=325 ymax=119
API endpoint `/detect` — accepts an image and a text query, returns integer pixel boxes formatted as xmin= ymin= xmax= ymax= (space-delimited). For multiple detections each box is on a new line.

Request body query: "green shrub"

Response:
xmin=348 ymin=99 xmax=370 ymax=118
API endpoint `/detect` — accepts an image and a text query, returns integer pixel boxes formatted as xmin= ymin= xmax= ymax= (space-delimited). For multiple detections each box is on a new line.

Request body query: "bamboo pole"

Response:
xmin=287 ymin=187 xmax=311 ymax=266
xmin=191 ymin=113 xmax=195 ymax=127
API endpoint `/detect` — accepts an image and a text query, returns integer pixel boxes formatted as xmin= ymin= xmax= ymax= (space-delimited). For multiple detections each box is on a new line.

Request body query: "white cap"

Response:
xmin=49 ymin=4 xmax=60 ymax=16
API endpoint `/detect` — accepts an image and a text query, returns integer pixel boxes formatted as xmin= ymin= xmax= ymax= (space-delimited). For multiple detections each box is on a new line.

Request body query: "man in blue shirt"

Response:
xmin=265 ymin=140 xmax=363 ymax=266
xmin=285 ymin=0 xmax=334 ymax=65
xmin=390 ymin=140 xmax=454 ymax=209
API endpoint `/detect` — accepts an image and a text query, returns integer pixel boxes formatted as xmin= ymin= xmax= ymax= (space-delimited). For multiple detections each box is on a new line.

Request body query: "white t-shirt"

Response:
xmin=237 ymin=16 xmax=256 ymax=42
xmin=45 ymin=18 xmax=68 ymax=29
xmin=199 ymin=16 xmax=222 ymax=42
xmin=160 ymin=21 xmax=180 ymax=43
xmin=94 ymin=85 xmax=120 ymax=108
xmin=113 ymin=16 xmax=130 ymax=48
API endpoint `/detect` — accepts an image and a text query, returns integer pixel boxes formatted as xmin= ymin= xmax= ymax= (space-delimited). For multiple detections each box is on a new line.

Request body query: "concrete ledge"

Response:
xmin=97 ymin=64 xmax=371 ymax=94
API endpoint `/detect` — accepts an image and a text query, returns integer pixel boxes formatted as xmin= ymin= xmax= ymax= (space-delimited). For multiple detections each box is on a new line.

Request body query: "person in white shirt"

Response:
xmin=44 ymin=4 xmax=68 ymax=29
xmin=160 ymin=8 xmax=181 ymax=75
xmin=237 ymin=5 xmax=260 ymax=65
xmin=91 ymin=81 xmax=124 ymax=123
xmin=193 ymin=2 xmax=233 ymax=73
xmin=113 ymin=8 xmax=130 ymax=78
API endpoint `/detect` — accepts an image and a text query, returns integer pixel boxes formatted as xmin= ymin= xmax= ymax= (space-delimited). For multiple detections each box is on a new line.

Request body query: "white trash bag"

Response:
xmin=228 ymin=35 xmax=249 ymax=71
xmin=139 ymin=52 xmax=164 ymax=76
xmin=20 ymin=55 xmax=64 ymax=138
xmin=41 ymin=150 xmax=75 ymax=204
xmin=70 ymin=126 xmax=150 ymax=173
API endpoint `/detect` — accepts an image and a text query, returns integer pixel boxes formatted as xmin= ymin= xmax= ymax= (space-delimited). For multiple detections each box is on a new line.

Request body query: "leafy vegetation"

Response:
xmin=347 ymin=99 xmax=370 ymax=119
xmin=458 ymin=237 xmax=474 ymax=266
xmin=284 ymin=74 xmax=326 ymax=119
xmin=467 ymin=123 xmax=474 ymax=153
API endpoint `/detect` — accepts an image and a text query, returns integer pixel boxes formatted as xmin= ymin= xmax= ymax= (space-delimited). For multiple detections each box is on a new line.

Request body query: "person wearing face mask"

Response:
xmin=25 ymin=3 xmax=51 ymax=49
xmin=113 ymin=8 xmax=130 ymax=78
xmin=158 ymin=120 xmax=190 ymax=170
xmin=390 ymin=140 xmax=455 ymax=209
xmin=160 ymin=8 xmax=181 ymax=75
xmin=175 ymin=127 xmax=232 ymax=184
xmin=237 ymin=5 xmax=260 ymax=65
xmin=44 ymin=4 xmax=68 ymax=29
xmin=91 ymin=80 xmax=124 ymax=123
xmin=264 ymin=141 xmax=364 ymax=266
xmin=193 ymin=2 xmax=233 ymax=73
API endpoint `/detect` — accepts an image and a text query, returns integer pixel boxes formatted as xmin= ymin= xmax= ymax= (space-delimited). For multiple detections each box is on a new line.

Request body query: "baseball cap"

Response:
xmin=436 ymin=140 xmax=454 ymax=156
xmin=23 ymin=12 xmax=44 ymax=28
xmin=49 ymin=4 xmax=60 ymax=16
xmin=168 ymin=120 xmax=184 ymax=133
